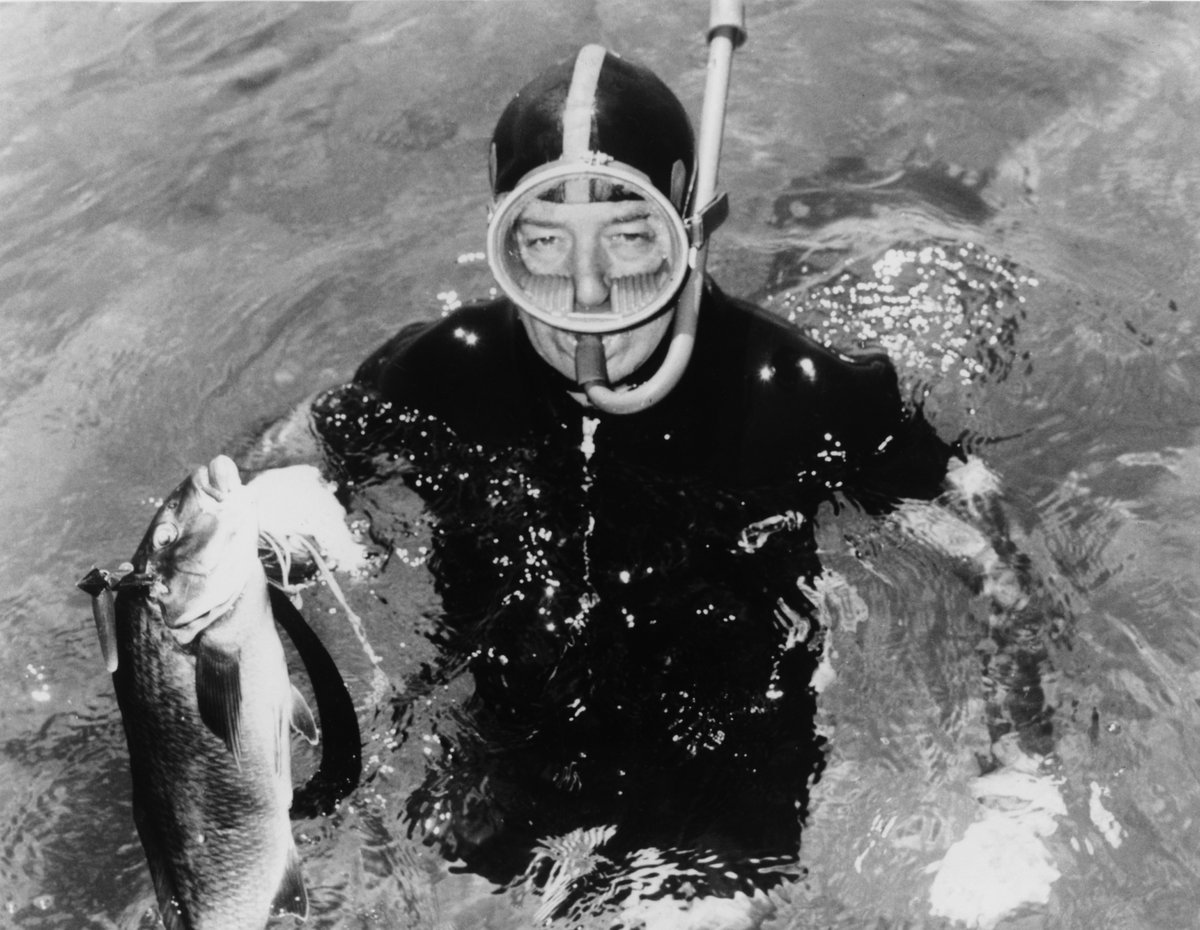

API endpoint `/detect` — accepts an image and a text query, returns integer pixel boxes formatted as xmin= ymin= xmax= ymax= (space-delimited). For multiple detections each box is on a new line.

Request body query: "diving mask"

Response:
xmin=486 ymin=158 xmax=690 ymax=335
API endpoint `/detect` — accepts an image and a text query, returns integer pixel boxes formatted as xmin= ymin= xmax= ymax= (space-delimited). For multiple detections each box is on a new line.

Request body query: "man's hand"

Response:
xmin=247 ymin=465 xmax=368 ymax=581
xmin=891 ymin=455 xmax=1059 ymax=758
xmin=889 ymin=456 xmax=1028 ymax=609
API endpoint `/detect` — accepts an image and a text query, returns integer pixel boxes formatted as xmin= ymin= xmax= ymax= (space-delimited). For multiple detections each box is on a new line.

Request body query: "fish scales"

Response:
xmin=116 ymin=582 xmax=301 ymax=928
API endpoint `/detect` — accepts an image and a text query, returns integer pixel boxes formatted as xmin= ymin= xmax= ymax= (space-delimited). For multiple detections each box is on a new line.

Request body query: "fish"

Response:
xmin=84 ymin=455 xmax=328 ymax=930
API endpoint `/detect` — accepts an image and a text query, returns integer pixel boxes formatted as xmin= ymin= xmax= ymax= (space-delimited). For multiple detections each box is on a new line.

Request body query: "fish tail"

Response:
xmin=272 ymin=846 xmax=308 ymax=919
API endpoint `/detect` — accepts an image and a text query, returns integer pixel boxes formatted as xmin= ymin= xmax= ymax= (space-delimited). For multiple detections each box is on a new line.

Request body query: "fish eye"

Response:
xmin=151 ymin=523 xmax=179 ymax=549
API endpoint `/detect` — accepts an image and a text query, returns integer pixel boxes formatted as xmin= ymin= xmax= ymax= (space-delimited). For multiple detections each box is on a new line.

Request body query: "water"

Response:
xmin=3 ymin=1 xmax=1200 ymax=927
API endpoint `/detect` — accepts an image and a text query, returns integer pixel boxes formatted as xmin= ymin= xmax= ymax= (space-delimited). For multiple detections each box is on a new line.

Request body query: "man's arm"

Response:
xmin=889 ymin=456 xmax=1058 ymax=763
xmin=890 ymin=457 xmax=1026 ymax=610
xmin=233 ymin=388 xmax=370 ymax=579
xmin=236 ymin=391 xmax=332 ymax=479
xmin=235 ymin=316 xmax=433 ymax=480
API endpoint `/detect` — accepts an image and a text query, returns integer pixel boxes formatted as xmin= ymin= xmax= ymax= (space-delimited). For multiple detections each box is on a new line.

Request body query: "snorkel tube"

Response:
xmin=577 ymin=0 xmax=747 ymax=413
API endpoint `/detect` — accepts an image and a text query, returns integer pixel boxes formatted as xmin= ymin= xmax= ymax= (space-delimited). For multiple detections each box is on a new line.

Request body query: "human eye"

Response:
xmin=516 ymin=224 xmax=570 ymax=272
xmin=518 ymin=227 xmax=562 ymax=249
xmin=604 ymin=219 xmax=661 ymax=263
xmin=611 ymin=225 xmax=654 ymax=244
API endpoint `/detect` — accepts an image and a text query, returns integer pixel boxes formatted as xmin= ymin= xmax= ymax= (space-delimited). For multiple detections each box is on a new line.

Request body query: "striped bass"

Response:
xmin=82 ymin=455 xmax=320 ymax=930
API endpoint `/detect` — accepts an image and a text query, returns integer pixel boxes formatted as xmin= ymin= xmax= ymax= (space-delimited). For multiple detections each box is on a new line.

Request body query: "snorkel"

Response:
xmin=486 ymin=1 xmax=747 ymax=414
xmin=578 ymin=0 xmax=747 ymax=413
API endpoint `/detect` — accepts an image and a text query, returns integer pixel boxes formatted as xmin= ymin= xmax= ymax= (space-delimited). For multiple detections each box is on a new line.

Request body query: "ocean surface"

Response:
xmin=3 ymin=2 xmax=1200 ymax=928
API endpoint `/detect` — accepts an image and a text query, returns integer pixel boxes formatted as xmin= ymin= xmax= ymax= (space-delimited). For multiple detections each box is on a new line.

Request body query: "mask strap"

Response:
xmin=580 ymin=0 xmax=745 ymax=414
xmin=563 ymin=45 xmax=608 ymax=203
xmin=669 ymin=159 xmax=688 ymax=212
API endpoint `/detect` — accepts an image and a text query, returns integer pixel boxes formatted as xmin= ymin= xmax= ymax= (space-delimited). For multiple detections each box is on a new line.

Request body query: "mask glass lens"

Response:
xmin=487 ymin=164 xmax=688 ymax=333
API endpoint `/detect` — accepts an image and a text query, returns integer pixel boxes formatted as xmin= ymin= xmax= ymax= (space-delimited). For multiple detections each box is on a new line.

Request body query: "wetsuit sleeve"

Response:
xmin=232 ymin=322 xmax=433 ymax=488
xmin=704 ymin=291 xmax=957 ymax=504
xmin=351 ymin=321 xmax=432 ymax=389
xmin=302 ymin=321 xmax=439 ymax=490
xmin=233 ymin=392 xmax=336 ymax=479
xmin=845 ymin=357 xmax=958 ymax=513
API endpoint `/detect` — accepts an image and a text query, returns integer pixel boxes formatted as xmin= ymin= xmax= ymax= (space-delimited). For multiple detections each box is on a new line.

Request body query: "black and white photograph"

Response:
xmin=2 ymin=2 xmax=1200 ymax=928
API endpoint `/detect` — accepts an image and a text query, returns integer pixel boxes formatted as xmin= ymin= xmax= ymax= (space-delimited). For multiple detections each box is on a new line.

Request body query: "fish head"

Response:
xmin=133 ymin=455 xmax=260 ymax=643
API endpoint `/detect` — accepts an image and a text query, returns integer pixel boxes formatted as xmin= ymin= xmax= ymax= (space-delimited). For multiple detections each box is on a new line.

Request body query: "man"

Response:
xmin=245 ymin=46 xmax=1047 ymax=921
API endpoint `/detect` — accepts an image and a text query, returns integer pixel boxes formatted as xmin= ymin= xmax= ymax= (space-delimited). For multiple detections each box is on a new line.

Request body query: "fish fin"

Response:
xmin=157 ymin=895 xmax=189 ymax=930
xmin=271 ymin=847 xmax=308 ymax=918
xmin=290 ymin=684 xmax=319 ymax=745
xmin=195 ymin=639 xmax=243 ymax=766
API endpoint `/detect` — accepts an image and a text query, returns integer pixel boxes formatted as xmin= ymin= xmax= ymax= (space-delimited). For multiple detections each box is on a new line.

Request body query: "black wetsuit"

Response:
xmin=310 ymin=284 xmax=954 ymax=899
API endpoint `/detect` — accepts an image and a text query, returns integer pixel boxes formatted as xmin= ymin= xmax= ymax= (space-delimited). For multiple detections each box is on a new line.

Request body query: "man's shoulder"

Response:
xmin=705 ymin=288 xmax=903 ymax=419
xmin=354 ymin=300 xmax=517 ymax=392
xmin=697 ymin=287 xmax=935 ymax=492
xmin=719 ymin=290 xmax=896 ymax=381
xmin=349 ymin=299 xmax=544 ymax=444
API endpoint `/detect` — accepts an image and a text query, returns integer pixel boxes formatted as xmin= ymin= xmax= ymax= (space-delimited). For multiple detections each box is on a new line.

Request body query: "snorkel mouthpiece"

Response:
xmin=575 ymin=334 xmax=610 ymax=391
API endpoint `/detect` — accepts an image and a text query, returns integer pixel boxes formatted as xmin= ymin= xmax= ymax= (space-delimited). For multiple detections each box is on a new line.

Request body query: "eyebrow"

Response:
xmin=516 ymin=206 xmax=653 ymax=230
xmin=515 ymin=218 xmax=565 ymax=231
xmin=608 ymin=206 xmax=653 ymax=222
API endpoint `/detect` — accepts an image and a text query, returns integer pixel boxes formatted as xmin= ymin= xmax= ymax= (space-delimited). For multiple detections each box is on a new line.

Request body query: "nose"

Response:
xmin=572 ymin=239 xmax=609 ymax=311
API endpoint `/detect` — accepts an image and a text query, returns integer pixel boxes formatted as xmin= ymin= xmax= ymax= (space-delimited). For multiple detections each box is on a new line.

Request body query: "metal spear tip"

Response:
xmin=77 ymin=566 xmax=115 ymax=596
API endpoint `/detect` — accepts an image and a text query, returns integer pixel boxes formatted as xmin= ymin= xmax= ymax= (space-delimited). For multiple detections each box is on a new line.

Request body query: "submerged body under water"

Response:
xmin=4 ymin=2 xmax=1200 ymax=929
xmin=288 ymin=279 xmax=956 ymax=913
xmin=277 ymin=236 xmax=1055 ymax=929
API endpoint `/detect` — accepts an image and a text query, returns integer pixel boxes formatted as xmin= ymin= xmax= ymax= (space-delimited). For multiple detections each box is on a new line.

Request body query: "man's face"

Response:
xmin=512 ymin=198 xmax=678 ymax=385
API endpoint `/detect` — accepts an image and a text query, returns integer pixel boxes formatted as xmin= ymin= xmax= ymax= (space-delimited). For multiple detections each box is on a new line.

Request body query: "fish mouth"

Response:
xmin=194 ymin=454 xmax=243 ymax=502
xmin=161 ymin=456 xmax=254 ymax=637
